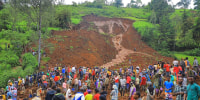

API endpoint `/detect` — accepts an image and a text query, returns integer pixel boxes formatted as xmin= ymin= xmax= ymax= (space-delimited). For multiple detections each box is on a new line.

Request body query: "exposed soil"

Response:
xmin=43 ymin=15 xmax=174 ymax=68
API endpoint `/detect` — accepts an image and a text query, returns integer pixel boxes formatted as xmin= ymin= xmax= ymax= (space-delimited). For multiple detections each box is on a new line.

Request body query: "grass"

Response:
xmin=47 ymin=27 xmax=61 ymax=31
xmin=123 ymin=17 xmax=147 ymax=21
xmin=42 ymin=57 xmax=51 ymax=62
xmin=174 ymin=52 xmax=200 ymax=66
xmin=71 ymin=18 xmax=82 ymax=24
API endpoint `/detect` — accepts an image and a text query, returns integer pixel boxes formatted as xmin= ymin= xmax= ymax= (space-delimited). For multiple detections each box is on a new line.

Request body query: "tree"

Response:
xmin=56 ymin=9 xmax=71 ymax=29
xmin=176 ymin=0 xmax=191 ymax=9
xmin=194 ymin=0 xmax=200 ymax=11
xmin=149 ymin=0 xmax=174 ymax=24
xmin=114 ymin=0 xmax=123 ymax=8
xmin=9 ymin=0 xmax=55 ymax=67
xmin=0 ymin=1 xmax=3 ymax=10
xmin=127 ymin=0 xmax=142 ymax=8
xmin=193 ymin=17 xmax=200 ymax=46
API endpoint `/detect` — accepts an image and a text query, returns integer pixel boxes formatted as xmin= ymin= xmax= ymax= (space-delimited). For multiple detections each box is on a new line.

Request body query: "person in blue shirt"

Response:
xmin=186 ymin=76 xmax=200 ymax=100
xmin=164 ymin=76 xmax=173 ymax=100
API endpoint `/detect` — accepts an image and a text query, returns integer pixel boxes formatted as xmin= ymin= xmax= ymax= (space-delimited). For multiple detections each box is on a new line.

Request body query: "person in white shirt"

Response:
xmin=173 ymin=58 xmax=179 ymax=67
xmin=66 ymin=86 xmax=72 ymax=100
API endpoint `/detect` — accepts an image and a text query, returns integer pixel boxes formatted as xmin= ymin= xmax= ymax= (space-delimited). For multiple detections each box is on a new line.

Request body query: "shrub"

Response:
xmin=22 ymin=53 xmax=38 ymax=70
xmin=185 ymin=48 xmax=200 ymax=56
xmin=0 ymin=51 xmax=19 ymax=67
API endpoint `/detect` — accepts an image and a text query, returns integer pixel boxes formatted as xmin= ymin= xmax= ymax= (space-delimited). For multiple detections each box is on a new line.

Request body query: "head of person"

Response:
xmin=87 ymin=89 xmax=92 ymax=94
xmin=188 ymin=76 xmax=194 ymax=84
xmin=133 ymin=92 xmax=141 ymax=99
xmin=80 ymin=88 xmax=84 ymax=93
xmin=95 ymin=89 xmax=99 ymax=94
xmin=52 ymin=85 xmax=56 ymax=90
xmin=166 ymin=76 xmax=170 ymax=81
xmin=186 ymin=57 xmax=188 ymax=60
xmin=56 ymin=88 xmax=61 ymax=93
xmin=194 ymin=57 xmax=196 ymax=60
xmin=178 ymin=76 xmax=183 ymax=85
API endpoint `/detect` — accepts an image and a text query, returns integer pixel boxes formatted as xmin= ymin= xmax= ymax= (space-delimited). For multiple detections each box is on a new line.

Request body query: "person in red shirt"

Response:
xmin=164 ymin=62 xmax=171 ymax=76
xmin=115 ymin=75 xmax=119 ymax=88
xmin=92 ymin=69 xmax=95 ymax=81
xmin=126 ymin=75 xmax=131 ymax=91
xmin=140 ymin=74 xmax=146 ymax=92
xmin=93 ymin=89 xmax=100 ymax=100
xmin=173 ymin=65 xmax=179 ymax=76
xmin=84 ymin=89 xmax=88 ymax=96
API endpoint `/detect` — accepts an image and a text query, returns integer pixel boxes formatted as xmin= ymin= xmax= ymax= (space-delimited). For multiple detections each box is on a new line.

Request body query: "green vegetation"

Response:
xmin=174 ymin=52 xmax=200 ymax=66
xmin=42 ymin=57 xmax=51 ymax=63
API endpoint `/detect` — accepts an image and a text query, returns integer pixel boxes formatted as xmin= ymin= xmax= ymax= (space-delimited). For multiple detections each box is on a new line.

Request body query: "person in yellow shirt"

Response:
xmin=85 ymin=89 xmax=93 ymax=100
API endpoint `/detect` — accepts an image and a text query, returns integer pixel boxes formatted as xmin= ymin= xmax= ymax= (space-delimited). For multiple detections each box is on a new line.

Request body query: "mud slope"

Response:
xmin=44 ymin=15 xmax=174 ymax=68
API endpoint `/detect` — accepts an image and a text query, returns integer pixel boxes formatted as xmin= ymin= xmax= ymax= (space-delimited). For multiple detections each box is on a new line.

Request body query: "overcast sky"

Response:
xmin=63 ymin=0 xmax=194 ymax=9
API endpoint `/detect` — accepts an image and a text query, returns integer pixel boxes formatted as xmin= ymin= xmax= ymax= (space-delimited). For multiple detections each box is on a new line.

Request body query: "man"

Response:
xmin=133 ymin=91 xmax=142 ymax=100
xmin=52 ymin=88 xmax=65 ymax=100
xmin=186 ymin=76 xmax=200 ymax=100
xmin=164 ymin=76 xmax=173 ymax=100
xmin=45 ymin=86 xmax=56 ymax=100
xmin=93 ymin=89 xmax=100 ymax=100
xmin=153 ymin=72 xmax=164 ymax=97
xmin=73 ymin=88 xmax=85 ymax=100
xmin=119 ymin=76 xmax=126 ymax=96
xmin=100 ymin=86 xmax=107 ymax=100
xmin=173 ymin=58 xmax=179 ymax=67
xmin=180 ymin=58 xmax=186 ymax=73
xmin=164 ymin=62 xmax=171 ymax=76
xmin=173 ymin=77 xmax=187 ymax=100
xmin=85 ymin=89 xmax=93 ymax=100
xmin=193 ymin=58 xmax=198 ymax=73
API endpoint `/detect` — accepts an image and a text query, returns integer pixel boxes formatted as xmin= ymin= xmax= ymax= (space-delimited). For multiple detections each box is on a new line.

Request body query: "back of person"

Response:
xmin=85 ymin=94 xmax=93 ymax=100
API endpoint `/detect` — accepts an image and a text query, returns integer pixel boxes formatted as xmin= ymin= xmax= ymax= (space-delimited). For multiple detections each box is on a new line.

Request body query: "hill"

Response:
xmin=42 ymin=15 xmax=174 ymax=69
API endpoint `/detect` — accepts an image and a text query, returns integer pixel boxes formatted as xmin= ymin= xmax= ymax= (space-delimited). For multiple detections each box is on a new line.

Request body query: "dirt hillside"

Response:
xmin=43 ymin=15 xmax=174 ymax=68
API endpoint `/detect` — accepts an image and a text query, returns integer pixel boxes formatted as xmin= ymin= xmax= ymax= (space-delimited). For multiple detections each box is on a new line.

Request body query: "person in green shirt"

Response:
xmin=85 ymin=89 xmax=93 ymax=100
xmin=186 ymin=76 xmax=200 ymax=100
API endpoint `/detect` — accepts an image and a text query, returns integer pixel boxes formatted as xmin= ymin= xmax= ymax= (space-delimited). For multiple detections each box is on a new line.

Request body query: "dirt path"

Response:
xmin=101 ymin=32 xmax=154 ymax=68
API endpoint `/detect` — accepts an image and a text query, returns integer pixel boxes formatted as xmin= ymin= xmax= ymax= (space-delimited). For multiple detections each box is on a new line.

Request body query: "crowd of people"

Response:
xmin=0 ymin=57 xmax=200 ymax=100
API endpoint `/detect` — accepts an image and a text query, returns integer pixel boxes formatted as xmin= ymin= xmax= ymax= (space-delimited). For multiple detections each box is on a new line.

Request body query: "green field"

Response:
xmin=174 ymin=53 xmax=200 ymax=66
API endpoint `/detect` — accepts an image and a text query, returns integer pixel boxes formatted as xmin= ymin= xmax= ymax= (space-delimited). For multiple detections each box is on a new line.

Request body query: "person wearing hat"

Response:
xmin=110 ymin=85 xmax=118 ymax=100
xmin=85 ymin=89 xmax=93 ymax=100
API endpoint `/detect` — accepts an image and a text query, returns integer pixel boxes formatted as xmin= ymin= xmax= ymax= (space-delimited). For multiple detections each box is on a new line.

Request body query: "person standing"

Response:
xmin=52 ymin=88 xmax=65 ymax=100
xmin=173 ymin=77 xmax=187 ymax=100
xmin=193 ymin=58 xmax=199 ymax=73
xmin=73 ymin=88 xmax=85 ymax=100
xmin=85 ymin=89 xmax=93 ymax=100
xmin=180 ymin=58 xmax=186 ymax=73
xmin=119 ymin=76 xmax=126 ymax=96
xmin=164 ymin=76 xmax=174 ymax=100
xmin=93 ymin=89 xmax=100 ymax=100
xmin=110 ymin=85 xmax=118 ymax=100
xmin=186 ymin=76 xmax=200 ymax=100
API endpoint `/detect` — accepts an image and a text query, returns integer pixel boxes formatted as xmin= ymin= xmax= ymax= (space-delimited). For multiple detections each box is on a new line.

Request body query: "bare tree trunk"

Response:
xmin=38 ymin=0 xmax=42 ymax=68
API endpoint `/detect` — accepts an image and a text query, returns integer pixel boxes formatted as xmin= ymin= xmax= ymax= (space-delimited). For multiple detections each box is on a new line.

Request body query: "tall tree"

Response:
xmin=176 ymin=0 xmax=191 ymax=9
xmin=114 ymin=0 xmax=123 ymax=8
xmin=193 ymin=17 xmax=200 ymax=46
xmin=9 ymin=0 xmax=54 ymax=67
xmin=194 ymin=0 xmax=200 ymax=11
xmin=149 ymin=0 xmax=174 ymax=24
